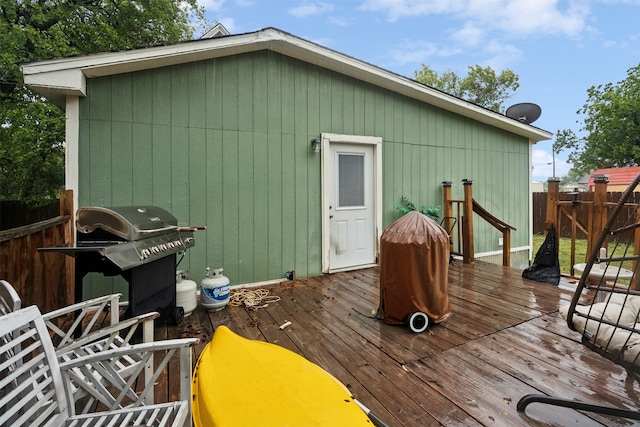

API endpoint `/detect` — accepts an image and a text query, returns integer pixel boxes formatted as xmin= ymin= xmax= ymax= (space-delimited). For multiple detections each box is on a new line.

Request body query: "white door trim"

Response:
xmin=321 ymin=133 xmax=382 ymax=273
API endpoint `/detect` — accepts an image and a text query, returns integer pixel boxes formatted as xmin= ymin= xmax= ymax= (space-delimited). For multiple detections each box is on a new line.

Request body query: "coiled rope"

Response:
xmin=229 ymin=288 xmax=281 ymax=309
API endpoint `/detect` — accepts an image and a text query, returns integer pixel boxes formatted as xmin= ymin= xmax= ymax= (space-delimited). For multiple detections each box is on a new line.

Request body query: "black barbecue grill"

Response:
xmin=40 ymin=206 xmax=202 ymax=324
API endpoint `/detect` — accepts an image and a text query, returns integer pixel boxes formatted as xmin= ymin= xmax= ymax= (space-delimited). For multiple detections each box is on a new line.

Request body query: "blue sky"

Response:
xmin=197 ymin=0 xmax=640 ymax=182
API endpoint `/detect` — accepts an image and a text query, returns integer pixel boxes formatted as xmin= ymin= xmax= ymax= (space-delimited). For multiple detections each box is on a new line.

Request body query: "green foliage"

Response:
xmin=554 ymin=64 xmax=640 ymax=176
xmin=413 ymin=64 xmax=519 ymax=113
xmin=394 ymin=196 xmax=441 ymax=221
xmin=559 ymin=167 xmax=587 ymax=187
xmin=0 ymin=0 xmax=210 ymax=206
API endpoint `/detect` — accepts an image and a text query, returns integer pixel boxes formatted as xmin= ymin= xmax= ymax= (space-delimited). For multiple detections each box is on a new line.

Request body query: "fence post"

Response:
xmin=589 ymin=175 xmax=609 ymax=257
xmin=503 ymin=228 xmax=511 ymax=267
xmin=635 ymin=201 xmax=640 ymax=290
xmin=59 ymin=189 xmax=75 ymax=306
xmin=545 ymin=178 xmax=561 ymax=230
xmin=442 ymin=181 xmax=453 ymax=253
xmin=462 ymin=179 xmax=474 ymax=264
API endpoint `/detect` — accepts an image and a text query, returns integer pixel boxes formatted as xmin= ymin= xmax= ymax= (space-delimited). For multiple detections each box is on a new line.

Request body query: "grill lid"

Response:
xmin=76 ymin=206 xmax=178 ymax=241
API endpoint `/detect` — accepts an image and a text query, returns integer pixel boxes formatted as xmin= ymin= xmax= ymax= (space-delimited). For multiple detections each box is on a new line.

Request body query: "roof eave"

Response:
xmin=21 ymin=28 xmax=552 ymax=141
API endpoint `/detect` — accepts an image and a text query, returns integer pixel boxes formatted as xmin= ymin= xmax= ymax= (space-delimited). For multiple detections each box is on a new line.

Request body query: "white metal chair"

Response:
xmin=0 ymin=305 xmax=197 ymax=426
xmin=0 ymin=279 xmax=21 ymax=315
xmin=0 ymin=280 xmax=160 ymax=412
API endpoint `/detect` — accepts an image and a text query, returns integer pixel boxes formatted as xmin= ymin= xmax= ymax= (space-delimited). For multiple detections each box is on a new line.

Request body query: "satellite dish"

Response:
xmin=506 ymin=102 xmax=541 ymax=124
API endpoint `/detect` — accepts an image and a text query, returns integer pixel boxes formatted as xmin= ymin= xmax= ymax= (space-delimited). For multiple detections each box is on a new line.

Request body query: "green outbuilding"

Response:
xmin=22 ymin=27 xmax=552 ymax=295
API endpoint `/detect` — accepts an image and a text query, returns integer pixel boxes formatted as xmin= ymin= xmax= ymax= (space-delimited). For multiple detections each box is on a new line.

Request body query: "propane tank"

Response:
xmin=201 ymin=267 xmax=230 ymax=312
xmin=176 ymin=270 xmax=197 ymax=317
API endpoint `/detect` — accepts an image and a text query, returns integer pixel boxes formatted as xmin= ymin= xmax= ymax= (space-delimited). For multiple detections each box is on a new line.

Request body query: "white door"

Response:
xmin=328 ymin=143 xmax=375 ymax=270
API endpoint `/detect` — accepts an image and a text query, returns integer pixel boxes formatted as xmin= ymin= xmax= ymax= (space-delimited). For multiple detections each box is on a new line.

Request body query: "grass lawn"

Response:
xmin=532 ymin=234 xmax=588 ymax=276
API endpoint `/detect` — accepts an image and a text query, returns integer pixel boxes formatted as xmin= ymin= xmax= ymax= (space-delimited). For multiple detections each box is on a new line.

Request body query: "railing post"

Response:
xmin=60 ymin=189 xmax=75 ymax=307
xmin=589 ymin=174 xmax=609 ymax=258
xmin=503 ymin=228 xmax=511 ymax=267
xmin=635 ymin=201 xmax=640 ymax=290
xmin=442 ymin=181 xmax=453 ymax=253
xmin=545 ymin=178 xmax=560 ymax=230
xmin=462 ymin=179 xmax=474 ymax=264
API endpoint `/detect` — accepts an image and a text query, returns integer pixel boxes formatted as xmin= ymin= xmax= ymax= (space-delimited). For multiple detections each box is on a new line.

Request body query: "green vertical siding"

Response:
xmin=78 ymin=50 xmax=531 ymax=290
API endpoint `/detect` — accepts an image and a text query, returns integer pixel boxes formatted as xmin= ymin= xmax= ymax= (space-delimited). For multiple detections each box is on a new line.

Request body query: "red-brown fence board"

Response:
xmin=533 ymin=191 xmax=640 ymax=238
xmin=0 ymin=190 xmax=74 ymax=312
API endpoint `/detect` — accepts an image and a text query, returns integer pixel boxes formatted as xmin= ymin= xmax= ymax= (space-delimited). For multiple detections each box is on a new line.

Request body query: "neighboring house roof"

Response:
xmin=587 ymin=166 xmax=640 ymax=187
xmin=21 ymin=27 xmax=551 ymax=143
xmin=200 ymin=23 xmax=230 ymax=39
xmin=578 ymin=174 xmax=591 ymax=185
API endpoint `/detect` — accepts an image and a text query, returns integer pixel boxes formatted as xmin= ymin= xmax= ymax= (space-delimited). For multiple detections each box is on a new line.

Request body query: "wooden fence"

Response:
xmin=0 ymin=199 xmax=60 ymax=230
xmin=537 ymin=178 xmax=640 ymax=280
xmin=533 ymin=191 xmax=640 ymax=238
xmin=0 ymin=190 xmax=74 ymax=312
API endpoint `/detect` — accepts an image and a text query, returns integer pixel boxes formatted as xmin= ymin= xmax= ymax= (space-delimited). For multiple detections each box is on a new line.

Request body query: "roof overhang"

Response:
xmin=21 ymin=27 xmax=552 ymax=142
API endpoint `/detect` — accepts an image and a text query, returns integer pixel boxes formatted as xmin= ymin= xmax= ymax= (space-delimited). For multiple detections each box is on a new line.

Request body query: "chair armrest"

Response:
xmin=61 ymin=338 xmax=199 ymax=368
xmin=43 ymin=293 xmax=123 ymax=320
xmin=42 ymin=293 xmax=124 ymax=347
xmin=54 ymin=311 xmax=160 ymax=356
xmin=60 ymin=337 xmax=199 ymax=416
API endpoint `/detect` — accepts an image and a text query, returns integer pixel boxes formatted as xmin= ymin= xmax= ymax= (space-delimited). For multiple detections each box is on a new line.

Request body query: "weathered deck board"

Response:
xmin=162 ymin=261 xmax=640 ymax=426
xmin=463 ymin=322 xmax=634 ymax=426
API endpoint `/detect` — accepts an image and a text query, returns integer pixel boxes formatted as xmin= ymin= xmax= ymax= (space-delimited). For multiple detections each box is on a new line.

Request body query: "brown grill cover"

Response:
xmin=379 ymin=211 xmax=451 ymax=325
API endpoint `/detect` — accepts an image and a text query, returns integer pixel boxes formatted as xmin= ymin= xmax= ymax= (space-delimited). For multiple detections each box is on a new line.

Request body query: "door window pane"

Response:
xmin=338 ymin=153 xmax=364 ymax=207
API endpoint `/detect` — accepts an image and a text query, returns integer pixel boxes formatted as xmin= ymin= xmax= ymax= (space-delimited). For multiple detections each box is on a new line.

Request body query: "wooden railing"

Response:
xmin=545 ymin=177 xmax=640 ymax=277
xmin=0 ymin=190 xmax=74 ymax=312
xmin=472 ymin=199 xmax=516 ymax=266
xmin=443 ymin=180 xmax=515 ymax=266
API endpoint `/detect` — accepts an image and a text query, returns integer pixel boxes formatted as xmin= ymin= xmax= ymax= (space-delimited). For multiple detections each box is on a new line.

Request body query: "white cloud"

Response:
xmin=389 ymin=40 xmax=460 ymax=66
xmin=491 ymin=0 xmax=590 ymax=37
xmin=532 ymin=148 xmax=570 ymax=180
xmin=358 ymin=0 xmax=464 ymax=22
xmin=358 ymin=0 xmax=592 ymax=38
xmin=450 ymin=23 xmax=485 ymax=48
xmin=481 ymin=40 xmax=523 ymax=70
xmin=389 ymin=41 xmax=439 ymax=65
xmin=196 ymin=0 xmax=226 ymax=11
xmin=289 ymin=2 xmax=334 ymax=18
xmin=364 ymin=0 xmax=593 ymax=77
xmin=599 ymin=0 xmax=640 ymax=5
xmin=327 ymin=16 xmax=352 ymax=27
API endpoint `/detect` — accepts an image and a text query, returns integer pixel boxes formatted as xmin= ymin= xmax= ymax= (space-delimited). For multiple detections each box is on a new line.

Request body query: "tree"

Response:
xmin=0 ymin=0 xmax=209 ymax=206
xmin=560 ymin=167 xmax=586 ymax=187
xmin=414 ymin=64 xmax=520 ymax=112
xmin=555 ymin=64 xmax=640 ymax=177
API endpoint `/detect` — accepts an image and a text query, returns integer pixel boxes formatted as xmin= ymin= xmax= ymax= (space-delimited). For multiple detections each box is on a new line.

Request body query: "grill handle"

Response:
xmin=178 ymin=226 xmax=207 ymax=232
xmin=137 ymin=225 xmax=179 ymax=234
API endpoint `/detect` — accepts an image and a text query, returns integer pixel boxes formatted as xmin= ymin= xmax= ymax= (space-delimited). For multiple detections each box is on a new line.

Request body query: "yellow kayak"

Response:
xmin=192 ymin=326 xmax=377 ymax=426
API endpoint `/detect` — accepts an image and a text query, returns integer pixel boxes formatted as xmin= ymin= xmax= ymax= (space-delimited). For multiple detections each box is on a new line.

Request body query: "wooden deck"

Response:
xmin=159 ymin=261 xmax=640 ymax=426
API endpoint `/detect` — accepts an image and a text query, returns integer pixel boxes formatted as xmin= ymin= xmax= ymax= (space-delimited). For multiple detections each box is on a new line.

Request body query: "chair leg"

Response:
xmin=517 ymin=394 xmax=640 ymax=420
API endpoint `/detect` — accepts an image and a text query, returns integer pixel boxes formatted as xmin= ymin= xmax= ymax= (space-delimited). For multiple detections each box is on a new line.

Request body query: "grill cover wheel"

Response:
xmin=407 ymin=312 xmax=429 ymax=333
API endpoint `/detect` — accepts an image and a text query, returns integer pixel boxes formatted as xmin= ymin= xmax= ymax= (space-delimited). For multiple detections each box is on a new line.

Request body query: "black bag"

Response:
xmin=523 ymin=224 xmax=560 ymax=286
